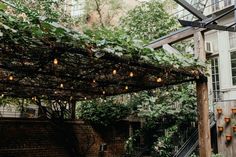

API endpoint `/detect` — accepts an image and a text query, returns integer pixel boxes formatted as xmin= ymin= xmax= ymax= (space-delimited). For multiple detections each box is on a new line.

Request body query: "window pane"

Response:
xmin=233 ymin=77 xmax=236 ymax=85
xmin=231 ymin=52 xmax=236 ymax=59
xmin=211 ymin=57 xmax=220 ymax=102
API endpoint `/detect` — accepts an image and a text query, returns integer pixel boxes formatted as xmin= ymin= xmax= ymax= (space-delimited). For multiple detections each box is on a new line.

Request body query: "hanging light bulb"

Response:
xmin=129 ymin=72 xmax=134 ymax=77
xmin=112 ymin=69 xmax=117 ymax=75
xmin=8 ymin=75 xmax=13 ymax=81
xmin=32 ymin=96 xmax=37 ymax=101
xmin=60 ymin=83 xmax=64 ymax=88
xmin=125 ymin=86 xmax=129 ymax=90
xmin=53 ymin=58 xmax=58 ymax=65
xmin=156 ymin=77 xmax=162 ymax=83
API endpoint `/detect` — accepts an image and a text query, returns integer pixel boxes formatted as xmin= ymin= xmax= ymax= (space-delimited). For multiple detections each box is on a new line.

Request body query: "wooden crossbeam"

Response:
xmin=147 ymin=27 xmax=205 ymax=49
xmin=179 ymin=20 xmax=236 ymax=32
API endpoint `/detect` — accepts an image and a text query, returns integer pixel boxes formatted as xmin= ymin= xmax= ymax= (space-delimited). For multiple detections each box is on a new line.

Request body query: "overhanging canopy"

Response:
xmin=0 ymin=2 xmax=205 ymax=101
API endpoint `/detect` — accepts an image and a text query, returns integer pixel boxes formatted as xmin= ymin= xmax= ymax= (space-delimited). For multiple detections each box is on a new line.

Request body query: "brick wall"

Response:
xmin=0 ymin=118 xmax=129 ymax=157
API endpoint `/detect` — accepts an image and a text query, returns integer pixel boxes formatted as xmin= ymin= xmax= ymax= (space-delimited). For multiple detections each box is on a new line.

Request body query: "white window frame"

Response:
xmin=211 ymin=0 xmax=220 ymax=12
xmin=229 ymin=32 xmax=236 ymax=49
xmin=211 ymin=57 xmax=221 ymax=102
xmin=224 ymin=0 xmax=232 ymax=7
xmin=230 ymin=50 xmax=236 ymax=87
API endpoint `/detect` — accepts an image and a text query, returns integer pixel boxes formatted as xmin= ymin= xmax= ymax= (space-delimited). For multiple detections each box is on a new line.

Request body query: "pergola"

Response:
xmin=0 ymin=1 xmax=204 ymax=102
xmin=0 ymin=0 xmax=213 ymax=157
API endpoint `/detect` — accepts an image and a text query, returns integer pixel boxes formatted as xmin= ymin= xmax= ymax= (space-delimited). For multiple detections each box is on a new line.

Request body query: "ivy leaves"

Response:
xmin=77 ymin=99 xmax=131 ymax=126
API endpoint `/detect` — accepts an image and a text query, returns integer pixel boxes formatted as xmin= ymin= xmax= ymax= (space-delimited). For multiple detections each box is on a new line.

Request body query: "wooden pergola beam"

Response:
xmin=194 ymin=31 xmax=211 ymax=157
xmin=179 ymin=20 xmax=236 ymax=32
xmin=147 ymin=27 xmax=206 ymax=49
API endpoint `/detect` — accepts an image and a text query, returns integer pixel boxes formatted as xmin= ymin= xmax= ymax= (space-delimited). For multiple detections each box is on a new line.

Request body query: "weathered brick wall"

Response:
xmin=0 ymin=118 xmax=129 ymax=157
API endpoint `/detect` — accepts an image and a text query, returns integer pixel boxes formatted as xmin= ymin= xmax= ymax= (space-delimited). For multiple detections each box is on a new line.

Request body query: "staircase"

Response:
xmin=173 ymin=112 xmax=216 ymax=157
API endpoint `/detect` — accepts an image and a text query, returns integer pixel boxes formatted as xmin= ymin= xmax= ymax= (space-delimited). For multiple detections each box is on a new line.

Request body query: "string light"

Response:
xmin=129 ymin=72 xmax=134 ymax=77
xmin=1 ymin=94 xmax=4 ymax=97
xmin=102 ymin=91 xmax=106 ymax=95
xmin=156 ymin=77 xmax=162 ymax=83
xmin=125 ymin=86 xmax=129 ymax=90
xmin=84 ymin=97 xmax=87 ymax=100
xmin=112 ymin=69 xmax=117 ymax=75
xmin=32 ymin=96 xmax=37 ymax=101
xmin=60 ymin=83 xmax=64 ymax=88
xmin=53 ymin=58 xmax=58 ymax=65
xmin=8 ymin=75 xmax=13 ymax=81
xmin=93 ymin=79 xmax=96 ymax=83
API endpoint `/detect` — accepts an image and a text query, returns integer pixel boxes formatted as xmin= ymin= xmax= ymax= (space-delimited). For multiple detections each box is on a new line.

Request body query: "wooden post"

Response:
xmin=70 ymin=100 xmax=76 ymax=120
xmin=194 ymin=31 xmax=211 ymax=157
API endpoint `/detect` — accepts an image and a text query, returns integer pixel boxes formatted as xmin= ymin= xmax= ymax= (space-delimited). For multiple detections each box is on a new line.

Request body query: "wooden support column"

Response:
xmin=194 ymin=31 xmax=211 ymax=157
xmin=70 ymin=99 xmax=76 ymax=120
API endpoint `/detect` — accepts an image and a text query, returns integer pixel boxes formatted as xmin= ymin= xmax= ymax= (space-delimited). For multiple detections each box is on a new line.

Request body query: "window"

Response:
xmin=211 ymin=0 xmax=219 ymax=12
xmin=71 ymin=0 xmax=84 ymax=17
xmin=231 ymin=51 xmax=236 ymax=85
xmin=224 ymin=0 xmax=232 ymax=7
xmin=229 ymin=32 xmax=236 ymax=49
xmin=211 ymin=57 xmax=220 ymax=102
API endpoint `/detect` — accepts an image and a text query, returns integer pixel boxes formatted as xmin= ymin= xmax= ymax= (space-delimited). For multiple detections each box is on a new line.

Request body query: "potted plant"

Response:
xmin=218 ymin=126 xmax=224 ymax=132
xmin=233 ymin=126 xmax=236 ymax=132
xmin=232 ymin=108 xmax=236 ymax=114
xmin=226 ymin=135 xmax=232 ymax=142
xmin=224 ymin=117 xmax=231 ymax=123
xmin=217 ymin=108 xmax=223 ymax=114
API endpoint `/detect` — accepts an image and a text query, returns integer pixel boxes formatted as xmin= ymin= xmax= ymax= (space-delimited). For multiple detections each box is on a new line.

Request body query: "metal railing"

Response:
xmin=173 ymin=112 xmax=216 ymax=157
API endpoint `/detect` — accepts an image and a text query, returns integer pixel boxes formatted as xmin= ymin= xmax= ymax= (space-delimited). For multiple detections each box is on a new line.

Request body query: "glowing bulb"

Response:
xmin=93 ymin=79 xmax=96 ymax=83
xmin=8 ymin=75 xmax=13 ymax=81
xmin=129 ymin=72 xmax=134 ymax=77
xmin=112 ymin=69 xmax=117 ymax=75
xmin=1 ymin=94 xmax=4 ymax=97
xmin=60 ymin=83 xmax=64 ymax=88
xmin=84 ymin=97 xmax=87 ymax=100
xmin=32 ymin=96 xmax=37 ymax=101
xmin=156 ymin=77 xmax=162 ymax=83
xmin=102 ymin=91 xmax=106 ymax=95
xmin=53 ymin=58 xmax=58 ymax=65
xmin=125 ymin=86 xmax=129 ymax=90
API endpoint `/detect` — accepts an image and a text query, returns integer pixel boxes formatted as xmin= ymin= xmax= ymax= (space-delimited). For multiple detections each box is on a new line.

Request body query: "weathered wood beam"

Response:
xmin=194 ymin=32 xmax=211 ymax=157
xmin=163 ymin=44 xmax=181 ymax=54
xmin=174 ymin=0 xmax=208 ymax=20
xmin=179 ymin=20 xmax=236 ymax=32
xmin=147 ymin=27 xmax=205 ymax=49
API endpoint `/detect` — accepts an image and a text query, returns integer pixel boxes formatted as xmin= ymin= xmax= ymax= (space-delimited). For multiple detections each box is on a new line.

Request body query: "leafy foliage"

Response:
xmin=124 ymin=84 xmax=197 ymax=155
xmin=1 ymin=1 xmax=202 ymax=156
xmin=120 ymin=0 xmax=179 ymax=42
xmin=77 ymin=99 xmax=131 ymax=126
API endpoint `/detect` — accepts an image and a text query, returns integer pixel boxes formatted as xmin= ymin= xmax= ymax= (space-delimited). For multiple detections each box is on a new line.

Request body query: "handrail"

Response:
xmin=173 ymin=112 xmax=216 ymax=157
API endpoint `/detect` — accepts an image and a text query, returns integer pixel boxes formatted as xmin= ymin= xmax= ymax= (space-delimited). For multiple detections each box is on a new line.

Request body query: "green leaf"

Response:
xmin=0 ymin=2 xmax=7 ymax=11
